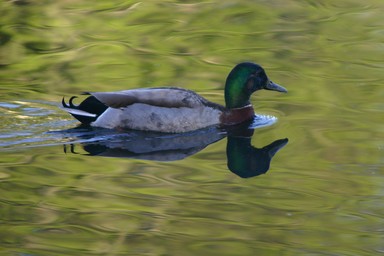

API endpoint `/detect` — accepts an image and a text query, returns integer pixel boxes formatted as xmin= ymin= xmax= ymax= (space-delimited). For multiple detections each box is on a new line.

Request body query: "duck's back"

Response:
xmin=90 ymin=87 xmax=210 ymax=109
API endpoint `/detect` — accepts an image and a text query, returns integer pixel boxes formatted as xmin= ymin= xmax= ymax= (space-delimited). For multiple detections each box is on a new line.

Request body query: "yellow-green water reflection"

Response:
xmin=0 ymin=0 xmax=383 ymax=255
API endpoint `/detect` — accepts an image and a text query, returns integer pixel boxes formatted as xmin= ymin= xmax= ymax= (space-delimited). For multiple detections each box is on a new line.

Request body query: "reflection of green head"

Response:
xmin=226 ymin=137 xmax=288 ymax=178
xmin=224 ymin=62 xmax=287 ymax=109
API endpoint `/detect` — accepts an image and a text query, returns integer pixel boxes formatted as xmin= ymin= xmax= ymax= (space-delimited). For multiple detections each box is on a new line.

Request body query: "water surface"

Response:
xmin=1 ymin=0 xmax=383 ymax=255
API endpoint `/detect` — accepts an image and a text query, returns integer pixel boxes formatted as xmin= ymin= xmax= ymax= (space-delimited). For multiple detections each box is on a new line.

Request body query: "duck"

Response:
xmin=61 ymin=62 xmax=287 ymax=133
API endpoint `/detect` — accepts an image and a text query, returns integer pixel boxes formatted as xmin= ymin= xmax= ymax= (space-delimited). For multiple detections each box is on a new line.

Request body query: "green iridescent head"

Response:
xmin=224 ymin=62 xmax=287 ymax=109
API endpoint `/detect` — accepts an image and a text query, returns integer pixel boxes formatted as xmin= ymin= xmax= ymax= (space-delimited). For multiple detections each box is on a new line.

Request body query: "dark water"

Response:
xmin=1 ymin=1 xmax=383 ymax=255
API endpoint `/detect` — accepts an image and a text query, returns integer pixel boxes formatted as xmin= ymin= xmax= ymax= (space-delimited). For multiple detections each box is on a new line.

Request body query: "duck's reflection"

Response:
xmin=75 ymin=128 xmax=225 ymax=161
xmin=62 ymin=119 xmax=288 ymax=178
xmin=226 ymin=135 xmax=288 ymax=178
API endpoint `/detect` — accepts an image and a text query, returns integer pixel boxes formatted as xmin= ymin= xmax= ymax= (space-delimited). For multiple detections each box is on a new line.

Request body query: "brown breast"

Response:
xmin=219 ymin=105 xmax=255 ymax=126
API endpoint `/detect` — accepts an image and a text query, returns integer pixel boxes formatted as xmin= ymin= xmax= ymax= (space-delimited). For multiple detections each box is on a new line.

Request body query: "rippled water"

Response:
xmin=1 ymin=0 xmax=384 ymax=255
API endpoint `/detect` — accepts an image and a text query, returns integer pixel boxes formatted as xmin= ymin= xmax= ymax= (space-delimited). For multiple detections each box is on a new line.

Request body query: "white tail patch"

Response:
xmin=60 ymin=107 xmax=97 ymax=117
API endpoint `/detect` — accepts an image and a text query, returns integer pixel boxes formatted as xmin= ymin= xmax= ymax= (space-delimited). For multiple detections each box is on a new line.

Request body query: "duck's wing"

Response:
xmin=88 ymin=87 xmax=210 ymax=109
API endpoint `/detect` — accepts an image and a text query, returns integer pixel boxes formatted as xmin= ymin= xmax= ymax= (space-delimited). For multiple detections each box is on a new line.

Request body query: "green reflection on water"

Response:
xmin=0 ymin=0 xmax=383 ymax=255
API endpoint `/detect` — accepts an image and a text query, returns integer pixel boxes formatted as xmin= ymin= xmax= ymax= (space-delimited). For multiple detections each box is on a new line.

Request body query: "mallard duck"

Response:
xmin=61 ymin=62 xmax=287 ymax=133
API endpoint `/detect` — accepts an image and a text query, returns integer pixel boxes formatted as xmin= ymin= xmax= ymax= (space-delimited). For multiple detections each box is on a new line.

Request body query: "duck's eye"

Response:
xmin=246 ymin=75 xmax=255 ymax=91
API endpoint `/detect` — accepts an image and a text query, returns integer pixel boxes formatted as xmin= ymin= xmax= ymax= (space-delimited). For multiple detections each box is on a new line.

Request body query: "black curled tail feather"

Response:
xmin=62 ymin=95 xmax=108 ymax=125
